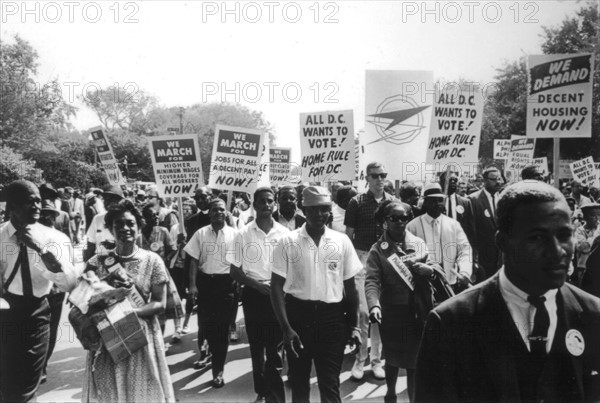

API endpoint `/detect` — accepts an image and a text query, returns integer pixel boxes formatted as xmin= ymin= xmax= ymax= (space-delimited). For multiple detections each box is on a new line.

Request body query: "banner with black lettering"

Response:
xmin=299 ymin=110 xmax=354 ymax=183
xmin=270 ymin=147 xmax=295 ymax=185
xmin=493 ymin=139 xmax=511 ymax=161
xmin=527 ymin=53 xmax=593 ymax=138
xmin=208 ymin=125 xmax=265 ymax=193
xmin=570 ymin=157 xmax=600 ymax=188
xmin=506 ymin=136 xmax=536 ymax=182
xmin=147 ymin=135 xmax=204 ymax=197
xmin=426 ymin=89 xmax=483 ymax=166
xmin=89 ymin=126 xmax=125 ymax=186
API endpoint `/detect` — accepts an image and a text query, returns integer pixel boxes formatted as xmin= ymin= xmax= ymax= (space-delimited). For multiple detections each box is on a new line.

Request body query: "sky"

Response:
xmin=2 ymin=0 xmax=585 ymax=162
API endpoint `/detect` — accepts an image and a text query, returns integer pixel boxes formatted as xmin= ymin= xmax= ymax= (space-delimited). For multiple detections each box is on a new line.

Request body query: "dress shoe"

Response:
xmin=211 ymin=372 xmax=225 ymax=388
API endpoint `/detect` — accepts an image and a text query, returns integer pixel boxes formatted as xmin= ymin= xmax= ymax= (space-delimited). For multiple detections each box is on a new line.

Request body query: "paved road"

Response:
xmin=37 ymin=246 xmax=411 ymax=402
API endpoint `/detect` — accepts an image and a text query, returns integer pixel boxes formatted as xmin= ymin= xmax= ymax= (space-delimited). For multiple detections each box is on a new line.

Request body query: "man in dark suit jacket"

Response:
xmin=415 ymin=181 xmax=600 ymax=403
xmin=468 ymin=167 xmax=503 ymax=279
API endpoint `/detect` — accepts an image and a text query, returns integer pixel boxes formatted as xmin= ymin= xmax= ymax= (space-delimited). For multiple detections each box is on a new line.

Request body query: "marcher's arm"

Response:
xmin=135 ymin=282 xmax=166 ymax=318
xmin=230 ymin=264 xmax=270 ymax=295
xmin=270 ymin=273 xmax=303 ymax=357
xmin=189 ymin=257 xmax=199 ymax=299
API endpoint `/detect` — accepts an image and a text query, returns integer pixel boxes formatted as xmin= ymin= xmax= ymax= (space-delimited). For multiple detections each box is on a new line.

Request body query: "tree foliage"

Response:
xmin=0 ymin=146 xmax=42 ymax=184
xmin=0 ymin=35 xmax=77 ymax=152
xmin=479 ymin=1 xmax=599 ymax=169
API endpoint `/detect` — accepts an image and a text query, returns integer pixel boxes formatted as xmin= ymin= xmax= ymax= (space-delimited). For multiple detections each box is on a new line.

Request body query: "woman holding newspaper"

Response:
xmin=364 ymin=200 xmax=436 ymax=403
xmin=80 ymin=200 xmax=175 ymax=402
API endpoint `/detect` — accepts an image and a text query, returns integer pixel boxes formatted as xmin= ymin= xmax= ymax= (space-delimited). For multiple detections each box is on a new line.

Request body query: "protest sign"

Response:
xmin=527 ymin=53 xmax=594 ymax=138
xmin=426 ymin=90 xmax=483 ymax=166
xmin=147 ymin=135 xmax=203 ymax=197
xmin=531 ymin=157 xmax=549 ymax=176
xmin=208 ymin=125 xmax=265 ymax=193
xmin=559 ymin=160 xmax=574 ymax=180
xmin=493 ymin=139 xmax=511 ymax=161
xmin=299 ymin=110 xmax=354 ymax=183
xmin=89 ymin=126 xmax=125 ymax=186
xmin=361 ymin=71 xmax=434 ymax=182
xmin=570 ymin=157 xmax=599 ymax=187
xmin=270 ymin=147 xmax=294 ymax=185
xmin=506 ymin=136 xmax=536 ymax=181
xmin=257 ymin=141 xmax=270 ymax=188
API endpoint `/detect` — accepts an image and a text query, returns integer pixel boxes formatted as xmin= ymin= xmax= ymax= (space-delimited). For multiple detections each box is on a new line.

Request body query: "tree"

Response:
xmin=0 ymin=35 xmax=76 ymax=152
xmin=479 ymin=2 xmax=599 ymax=168
xmin=0 ymin=146 xmax=42 ymax=184
xmin=82 ymin=85 xmax=170 ymax=135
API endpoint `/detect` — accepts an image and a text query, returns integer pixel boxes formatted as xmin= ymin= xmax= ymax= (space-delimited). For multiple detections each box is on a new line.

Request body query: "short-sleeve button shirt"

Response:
xmin=184 ymin=224 xmax=237 ymax=275
xmin=344 ymin=190 xmax=398 ymax=251
xmin=272 ymin=224 xmax=362 ymax=303
xmin=226 ymin=220 xmax=289 ymax=281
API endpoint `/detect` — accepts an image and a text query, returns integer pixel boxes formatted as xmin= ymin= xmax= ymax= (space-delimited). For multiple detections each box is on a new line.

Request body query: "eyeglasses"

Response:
xmin=387 ymin=215 xmax=411 ymax=223
xmin=369 ymin=173 xmax=388 ymax=180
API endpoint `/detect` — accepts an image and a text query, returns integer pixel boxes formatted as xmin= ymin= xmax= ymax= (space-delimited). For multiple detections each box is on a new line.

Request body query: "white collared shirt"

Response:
xmin=406 ymin=214 xmax=473 ymax=284
xmin=330 ymin=202 xmax=347 ymax=233
xmin=272 ymin=224 xmax=362 ymax=303
xmin=86 ymin=212 xmax=114 ymax=255
xmin=499 ymin=268 xmax=558 ymax=353
xmin=227 ymin=219 xmax=289 ymax=281
xmin=277 ymin=215 xmax=296 ymax=232
xmin=445 ymin=193 xmax=457 ymax=220
xmin=483 ymin=188 xmax=498 ymax=216
xmin=0 ymin=221 xmax=79 ymax=296
xmin=184 ymin=224 xmax=237 ymax=274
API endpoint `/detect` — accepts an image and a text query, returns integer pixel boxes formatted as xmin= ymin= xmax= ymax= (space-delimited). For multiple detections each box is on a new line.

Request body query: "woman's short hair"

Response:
xmin=105 ymin=199 xmax=143 ymax=229
xmin=374 ymin=199 xmax=412 ymax=224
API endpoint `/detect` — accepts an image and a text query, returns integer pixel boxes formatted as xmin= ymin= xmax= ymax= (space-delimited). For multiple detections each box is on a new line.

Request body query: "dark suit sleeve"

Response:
xmin=414 ymin=310 xmax=459 ymax=403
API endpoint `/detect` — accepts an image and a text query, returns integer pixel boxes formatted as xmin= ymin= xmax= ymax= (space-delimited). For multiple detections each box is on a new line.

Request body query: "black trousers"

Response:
xmin=196 ymin=272 xmax=235 ymax=378
xmin=242 ymin=286 xmax=285 ymax=403
xmin=0 ymin=293 xmax=51 ymax=403
xmin=44 ymin=292 xmax=65 ymax=374
xmin=285 ymin=296 xmax=346 ymax=403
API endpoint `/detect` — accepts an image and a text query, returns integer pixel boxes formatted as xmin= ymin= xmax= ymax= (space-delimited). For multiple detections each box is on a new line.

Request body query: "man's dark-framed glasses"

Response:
xmin=370 ymin=173 xmax=388 ymax=180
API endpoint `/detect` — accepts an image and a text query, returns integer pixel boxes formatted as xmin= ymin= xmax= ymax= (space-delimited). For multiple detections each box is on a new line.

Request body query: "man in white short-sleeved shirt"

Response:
xmin=184 ymin=198 xmax=237 ymax=388
xmin=271 ymin=186 xmax=362 ymax=403
xmin=228 ymin=187 xmax=288 ymax=403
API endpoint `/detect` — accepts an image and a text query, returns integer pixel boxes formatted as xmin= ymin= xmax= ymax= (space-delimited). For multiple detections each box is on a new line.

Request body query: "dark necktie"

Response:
xmin=20 ymin=244 xmax=34 ymax=296
xmin=491 ymin=193 xmax=496 ymax=216
xmin=527 ymin=295 xmax=549 ymax=355
xmin=448 ymin=195 xmax=454 ymax=219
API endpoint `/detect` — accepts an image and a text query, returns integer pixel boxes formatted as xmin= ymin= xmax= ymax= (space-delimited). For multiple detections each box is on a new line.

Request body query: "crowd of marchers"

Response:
xmin=1 ymin=162 xmax=599 ymax=403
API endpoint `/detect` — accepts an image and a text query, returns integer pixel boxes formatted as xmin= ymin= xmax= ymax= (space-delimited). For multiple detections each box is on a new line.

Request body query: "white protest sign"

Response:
xmin=270 ymin=147 xmax=296 ymax=185
xmin=559 ymin=160 xmax=575 ymax=180
xmin=531 ymin=157 xmax=549 ymax=176
xmin=208 ymin=125 xmax=265 ymax=193
xmin=493 ymin=139 xmax=511 ymax=161
xmin=570 ymin=157 xmax=599 ymax=187
xmin=299 ymin=110 xmax=354 ymax=183
xmin=426 ymin=90 xmax=483 ymax=166
xmin=527 ymin=53 xmax=594 ymax=138
xmin=257 ymin=141 xmax=270 ymax=188
xmin=147 ymin=135 xmax=203 ymax=197
xmin=506 ymin=136 xmax=536 ymax=182
xmin=89 ymin=126 xmax=125 ymax=186
xmin=361 ymin=70 xmax=433 ymax=183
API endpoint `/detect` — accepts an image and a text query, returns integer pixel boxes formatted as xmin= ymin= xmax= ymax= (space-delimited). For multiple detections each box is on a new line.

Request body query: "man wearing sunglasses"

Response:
xmin=406 ymin=183 xmax=473 ymax=292
xmin=344 ymin=161 xmax=397 ymax=380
